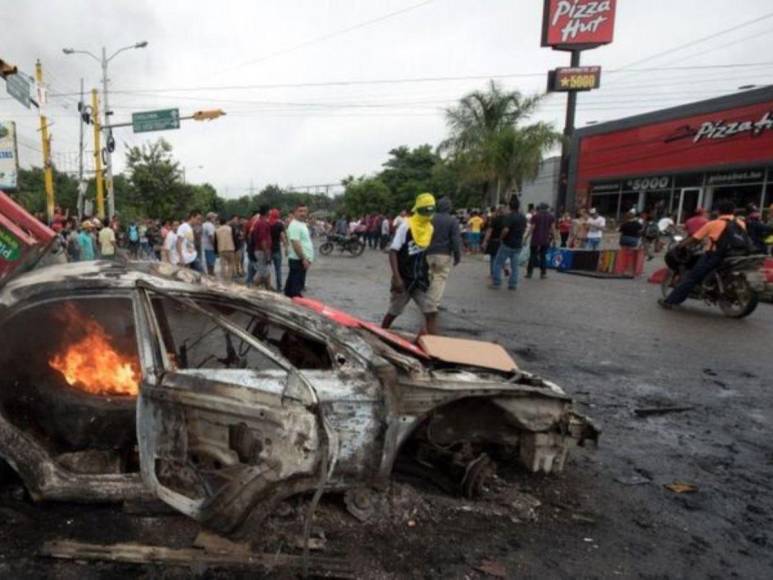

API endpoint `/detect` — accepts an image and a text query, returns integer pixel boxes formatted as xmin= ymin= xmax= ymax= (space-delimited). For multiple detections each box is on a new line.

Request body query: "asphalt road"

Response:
xmin=1 ymin=248 xmax=771 ymax=579
xmin=307 ymin=246 xmax=773 ymax=579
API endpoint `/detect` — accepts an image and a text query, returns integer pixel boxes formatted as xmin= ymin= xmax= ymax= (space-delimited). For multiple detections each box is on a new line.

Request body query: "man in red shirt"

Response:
xmin=684 ymin=207 xmax=708 ymax=237
xmin=248 ymin=205 xmax=273 ymax=289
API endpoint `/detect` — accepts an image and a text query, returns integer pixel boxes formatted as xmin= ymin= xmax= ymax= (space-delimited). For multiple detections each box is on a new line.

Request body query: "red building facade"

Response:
xmin=568 ymin=86 xmax=773 ymax=222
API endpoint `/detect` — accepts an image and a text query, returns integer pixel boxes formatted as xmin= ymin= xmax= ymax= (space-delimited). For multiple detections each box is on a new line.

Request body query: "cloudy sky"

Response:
xmin=2 ymin=0 xmax=773 ymax=198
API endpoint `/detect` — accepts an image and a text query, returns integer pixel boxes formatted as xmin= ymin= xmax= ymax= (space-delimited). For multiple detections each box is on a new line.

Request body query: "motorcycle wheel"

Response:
xmin=319 ymin=242 xmax=334 ymax=256
xmin=718 ymin=278 xmax=759 ymax=318
xmin=348 ymin=240 xmax=366 ymax=257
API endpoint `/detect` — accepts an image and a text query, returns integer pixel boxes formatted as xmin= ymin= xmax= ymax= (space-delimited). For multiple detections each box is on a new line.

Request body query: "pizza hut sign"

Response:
xmin=693 ymin=111 xmax=773 ymax=143
xmin=542 ymin=0 xmax=617 ymax=49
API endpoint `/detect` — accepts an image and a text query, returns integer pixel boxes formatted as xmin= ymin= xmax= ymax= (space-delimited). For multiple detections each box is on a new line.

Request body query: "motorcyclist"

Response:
xmin=659 ymin=200 xmax=747 ymax=309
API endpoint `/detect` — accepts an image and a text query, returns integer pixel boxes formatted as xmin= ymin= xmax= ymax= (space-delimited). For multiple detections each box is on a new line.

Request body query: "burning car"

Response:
xmin=0 ymin=260 xmax=597 ymax=533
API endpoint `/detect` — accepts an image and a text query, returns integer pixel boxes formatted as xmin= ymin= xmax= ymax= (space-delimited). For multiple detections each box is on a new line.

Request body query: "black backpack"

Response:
xmin=714 ymin=218 xmax=755 ymax=257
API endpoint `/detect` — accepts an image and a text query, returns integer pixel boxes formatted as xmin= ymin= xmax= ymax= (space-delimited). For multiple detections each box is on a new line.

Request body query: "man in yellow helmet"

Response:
xmin=381 ymin=193 xmax=438 ymax=334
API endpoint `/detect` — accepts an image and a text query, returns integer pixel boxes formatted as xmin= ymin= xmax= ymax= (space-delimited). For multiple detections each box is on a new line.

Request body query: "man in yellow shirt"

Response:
xmin=467 ymin=211 xmax=485 ymax=254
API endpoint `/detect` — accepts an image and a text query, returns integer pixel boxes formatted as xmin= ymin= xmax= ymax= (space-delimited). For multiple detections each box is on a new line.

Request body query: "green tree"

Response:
xmin=124 ymin=138 xmax=184 ymax=219
xmin=442 ymin=80 xmax=561 ymax=206
xmin=341 ymin=176 xmax=391 ymax=216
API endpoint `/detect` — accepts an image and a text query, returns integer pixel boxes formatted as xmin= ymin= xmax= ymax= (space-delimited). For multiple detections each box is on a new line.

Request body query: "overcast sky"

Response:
xmin=2 ymin=0 xmax=773 ymax=198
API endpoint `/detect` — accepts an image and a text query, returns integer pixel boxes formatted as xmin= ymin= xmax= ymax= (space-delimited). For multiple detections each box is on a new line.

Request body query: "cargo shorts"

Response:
xmin=388 ymin=284 xmax=433 ymax=317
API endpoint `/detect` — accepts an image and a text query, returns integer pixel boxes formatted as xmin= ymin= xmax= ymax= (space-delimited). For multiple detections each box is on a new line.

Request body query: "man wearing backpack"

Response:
xmin=659 ymin=200 xmax=750 ymax=309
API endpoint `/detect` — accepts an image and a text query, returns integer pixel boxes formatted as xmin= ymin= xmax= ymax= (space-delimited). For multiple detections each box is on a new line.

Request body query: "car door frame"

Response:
xmin=134 ymin=281 xmax=335 ymax=531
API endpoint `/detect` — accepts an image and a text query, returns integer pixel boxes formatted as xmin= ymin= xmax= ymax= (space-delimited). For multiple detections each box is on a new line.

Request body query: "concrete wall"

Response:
xmin=519 ymin=156 xmax=560 ymax=210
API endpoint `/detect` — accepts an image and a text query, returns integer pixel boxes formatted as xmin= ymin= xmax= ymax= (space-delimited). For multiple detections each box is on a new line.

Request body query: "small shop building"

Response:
xmin=567 ymin=85 xmax=773 ymax=222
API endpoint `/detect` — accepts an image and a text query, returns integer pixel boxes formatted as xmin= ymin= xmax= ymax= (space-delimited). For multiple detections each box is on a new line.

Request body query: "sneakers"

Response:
xmin=657 ymin=298 xmax=674 ymax=310
xmin=507 ymin=286 xmax=517 ymax=291
xmin=488 ymin=284 xmax=501 ymax=290
xmin=540 ymin=272 xmax=547 ymax=280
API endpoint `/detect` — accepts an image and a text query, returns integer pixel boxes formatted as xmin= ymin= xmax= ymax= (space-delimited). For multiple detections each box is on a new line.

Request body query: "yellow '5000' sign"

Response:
xmin=549 ymin=66 xmax=601 ymax=92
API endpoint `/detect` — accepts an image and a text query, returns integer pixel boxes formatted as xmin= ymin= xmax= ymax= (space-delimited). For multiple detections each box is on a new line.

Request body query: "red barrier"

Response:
xmin=0 ymin=190 xmax=56 ymax=286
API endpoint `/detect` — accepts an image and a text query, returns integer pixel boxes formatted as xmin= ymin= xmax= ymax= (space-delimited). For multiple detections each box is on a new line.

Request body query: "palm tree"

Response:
xmin=442 ymin=81 xmax=562 ymax=207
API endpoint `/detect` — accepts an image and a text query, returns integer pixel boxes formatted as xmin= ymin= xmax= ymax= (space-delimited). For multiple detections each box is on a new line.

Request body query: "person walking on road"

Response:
xmin=176 ymin=210 xmax=202 ymax=271
xmin=381 ymin=193 xmax=437 ymax=334
xmin=467 ymin=211 xmax=485 ymax=254
xmin=249 ymin=205 xmax=273 ymax=290
xmin=162 ymin=220 xmax=180 ymax=265
xmin=285 ymin=203 xmax=314 ymax=298
xmin=490 ymin=197 xmax=527 ymax=290
xmin=525 ymin=202 xmax=555 ymax=280
xmin=558 ymin=212 xmax=572 ymax=247
xmin=585 ymin=208 xmax=605 ymax=250
xmin=268 ymin=208 xmax=287 ymax=292
xmin=425 ymin=197 xmax=462 ymax=329
xmin=482 ymin=205 xmax=507 ymax=280
xmin=201 ymin=213 xmax=218 ymax=275
xmin=98 ymin=222 xmax=117 ymax=259
xmin=215 ymin=217 xmax=237 ymax=281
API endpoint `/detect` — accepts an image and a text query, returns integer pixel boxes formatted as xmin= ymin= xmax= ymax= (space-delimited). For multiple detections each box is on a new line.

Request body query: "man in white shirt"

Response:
xmin=586 ymin=208 xmax=606 ymax=250
xmin=98 ymin=224 xmax=116 ymax=258
xmin=176 ymin=210 xmax=202 ymax=270
xmin=201 ymin=212 xmax=217 ymax=275
xmin=162 ymin=220 xmax=180 ymax=265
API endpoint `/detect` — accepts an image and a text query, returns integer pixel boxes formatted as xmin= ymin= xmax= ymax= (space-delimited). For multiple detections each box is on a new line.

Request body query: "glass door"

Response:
xmin=677 ymin=188 xmax=703 ymax=224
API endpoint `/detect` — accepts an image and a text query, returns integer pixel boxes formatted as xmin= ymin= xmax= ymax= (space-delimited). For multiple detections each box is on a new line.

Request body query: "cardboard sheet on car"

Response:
xmin=418 ymin=335 xmax=518 ymax=372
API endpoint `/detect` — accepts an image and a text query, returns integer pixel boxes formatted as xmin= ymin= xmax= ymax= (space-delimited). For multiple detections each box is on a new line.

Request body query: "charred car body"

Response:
xmin=0 ymin=261 xmax=598 ymax=532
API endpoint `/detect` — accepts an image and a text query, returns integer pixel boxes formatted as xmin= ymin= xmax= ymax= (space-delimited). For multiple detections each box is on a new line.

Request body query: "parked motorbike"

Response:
xmin=661 ymin=247 xmax=767 ymax=318
xmin=319 ymin=234 xmax=366 ymax=257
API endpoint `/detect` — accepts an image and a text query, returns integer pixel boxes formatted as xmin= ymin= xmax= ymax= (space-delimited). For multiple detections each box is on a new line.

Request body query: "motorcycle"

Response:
xmin=319 ymin=234 xmax=366 ymax=257
xmin=661 ymin=247 xmax=767 ymax=318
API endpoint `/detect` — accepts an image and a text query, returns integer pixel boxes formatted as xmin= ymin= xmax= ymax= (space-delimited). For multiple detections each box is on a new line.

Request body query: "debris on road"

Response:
xmin=664 ymin=482 xmax=698 ymax=494
xmin=634 ymin=406 xmax=694 ymax=417
xmin=475 ymin=558 xmax=508 ymax=577
xmin=41 ymin=539 xmax=355 ymax=577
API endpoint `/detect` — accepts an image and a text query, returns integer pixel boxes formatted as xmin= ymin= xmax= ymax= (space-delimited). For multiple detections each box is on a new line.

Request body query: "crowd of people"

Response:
xmin=45 ymin=194 xmax=773 ymax=334
xmin=49 ymin=204 xmax=322 ymax=298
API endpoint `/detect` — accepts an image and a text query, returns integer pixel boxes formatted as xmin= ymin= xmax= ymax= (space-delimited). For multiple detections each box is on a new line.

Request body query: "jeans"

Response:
xmin=527 ymin=244 xmax=549 ymax=276
xmin=492 ymin=244 xmax=521 ymax=288
xmin=284 ymin=258 xmax=307 ymax=297
xmin=245 ymin=259 xmax=257 ymax=286
xmin=204 ymin=249 xmax=216 ymax=275
xmin=586 ymin=238 xmax=601 ymax=250
xmin=271 ymin=251 xmax=283 ymax=291
xmin=664 ymin=252 xmax=723 ymax=305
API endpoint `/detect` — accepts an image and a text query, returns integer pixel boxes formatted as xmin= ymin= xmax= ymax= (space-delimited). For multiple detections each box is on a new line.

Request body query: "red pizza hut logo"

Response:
xmin=693 ymin=111 xmax=773 ymax=142
xmin=542 ymin=0 xmax=617 ymax=48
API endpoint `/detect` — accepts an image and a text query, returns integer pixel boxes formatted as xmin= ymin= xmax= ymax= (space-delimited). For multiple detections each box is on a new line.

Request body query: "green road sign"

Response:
xmin=5 ymin=73 xmax=31 ymax=109
xmin=132 ymin=108 xmax=180 ymax=133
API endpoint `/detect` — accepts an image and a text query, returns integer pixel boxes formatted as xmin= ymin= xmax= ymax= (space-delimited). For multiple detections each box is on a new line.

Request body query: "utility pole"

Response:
xmin=100 ymin=46 xmax=116 ymax=220
xmin=556 ymin=50 xmax=581 ymax=215
xmin=35 ymin=59 xmax=55 ymax=223
xmin=92 ymin=88 xmax=105 ymax=220
xmin=77 ymin=78 xmax=85 ymax=219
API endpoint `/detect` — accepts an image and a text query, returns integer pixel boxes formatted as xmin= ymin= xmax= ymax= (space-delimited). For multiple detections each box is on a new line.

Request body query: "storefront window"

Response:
xmin=590 ymin=193 xmax=618 ymax=218
xmin=711 ymin=185 xmax=765 ymax=211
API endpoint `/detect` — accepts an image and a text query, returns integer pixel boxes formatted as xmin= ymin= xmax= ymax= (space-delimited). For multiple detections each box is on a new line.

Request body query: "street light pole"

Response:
xmin=63 ymin=41 xmax=147 ymax=220
xmin=101 ymin=46 xmax=116 ymax=219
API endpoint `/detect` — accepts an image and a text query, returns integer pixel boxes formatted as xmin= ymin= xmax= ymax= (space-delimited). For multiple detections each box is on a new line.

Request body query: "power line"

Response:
xmin=218 ymin=0 xmax=436 ymax=75
xmin=616 ymin=10 xmax=773 ymax=71
xmin=93 ymin=62 xmax=773 ymax=96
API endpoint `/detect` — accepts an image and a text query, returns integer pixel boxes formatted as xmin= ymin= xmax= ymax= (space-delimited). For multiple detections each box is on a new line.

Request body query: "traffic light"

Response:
xmin=0 ymin=58 xmax=18 ymax=79
xmin=192 ymin=109 xmax=226 ymax=121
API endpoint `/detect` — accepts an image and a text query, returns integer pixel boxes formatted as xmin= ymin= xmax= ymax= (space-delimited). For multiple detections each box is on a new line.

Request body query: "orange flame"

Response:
xmin=49 ymin=304 xmax=140 ymax=397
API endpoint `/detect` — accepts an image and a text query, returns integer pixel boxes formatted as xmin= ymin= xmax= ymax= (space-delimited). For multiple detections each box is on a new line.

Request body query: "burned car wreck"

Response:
xmin=0 ymin=260 xmax=598 ymax=533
